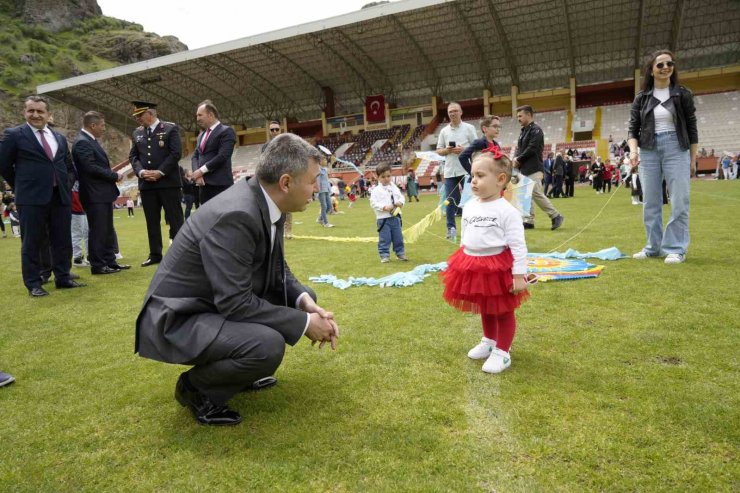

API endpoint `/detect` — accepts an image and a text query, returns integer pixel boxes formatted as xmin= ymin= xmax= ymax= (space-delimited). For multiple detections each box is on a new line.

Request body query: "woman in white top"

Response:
xmin=628 ymin=50 xmax=698 ymax=264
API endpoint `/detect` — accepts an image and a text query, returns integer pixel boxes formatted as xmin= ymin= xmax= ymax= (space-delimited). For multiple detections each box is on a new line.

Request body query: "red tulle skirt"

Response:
xmin=440 ymin=247 xmax=529 ymax=315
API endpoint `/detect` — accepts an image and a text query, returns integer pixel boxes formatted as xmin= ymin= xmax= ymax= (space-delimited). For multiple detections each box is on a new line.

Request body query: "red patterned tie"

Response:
xmin=38 ymin=129 xmax=57 ymax=186
xmin=38 ymin=129 xmax=54 ymax=160
xmin=200 ymin=128 xmax=211 ymax=152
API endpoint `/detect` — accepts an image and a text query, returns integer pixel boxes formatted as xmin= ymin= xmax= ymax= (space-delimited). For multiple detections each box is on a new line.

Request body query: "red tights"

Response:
xmin=481 ymin=312 xmax=516 ymax=352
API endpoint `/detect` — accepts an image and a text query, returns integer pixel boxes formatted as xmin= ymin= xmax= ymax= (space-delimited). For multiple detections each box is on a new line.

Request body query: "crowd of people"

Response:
xmin=0 ymin=49 xmax=704 ymax=423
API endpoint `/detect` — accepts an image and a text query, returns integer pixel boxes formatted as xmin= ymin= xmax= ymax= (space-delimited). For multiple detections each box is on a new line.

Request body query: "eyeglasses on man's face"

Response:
xmin=270 ymin=127 xmax=281 ymax=133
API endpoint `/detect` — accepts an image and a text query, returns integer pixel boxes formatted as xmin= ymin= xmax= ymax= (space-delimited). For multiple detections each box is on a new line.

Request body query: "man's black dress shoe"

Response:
xmin=175 ymin=374 xmax=242 ymax=426
xmin=141 ymin=258 xmax=161 ymax=267
xmin=92 ymin=266 xmax=120 ymax=275
xmin=55 ymin=279 xmax=87 ymax=289
xmin=29 ymin=287 xmax=49 ymax=297
xmin=109 ymin=263 xmax=131 ymax=270
xmin=523 ymin=222 xmax=535 ymax=230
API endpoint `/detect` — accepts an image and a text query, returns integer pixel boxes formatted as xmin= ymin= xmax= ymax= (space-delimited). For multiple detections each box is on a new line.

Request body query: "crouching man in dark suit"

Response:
xmin=135 ymin=133 xmax=340 ymax=426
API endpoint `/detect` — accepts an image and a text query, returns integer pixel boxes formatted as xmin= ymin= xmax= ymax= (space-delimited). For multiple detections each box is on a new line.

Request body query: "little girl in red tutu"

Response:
xmin=441 ymin=151 xmax=529 ymax=373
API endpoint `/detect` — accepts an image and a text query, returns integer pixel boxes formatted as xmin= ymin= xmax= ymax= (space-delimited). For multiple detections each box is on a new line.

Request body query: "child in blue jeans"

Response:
xmin=370 ymin=163 xmax=408 ymax=263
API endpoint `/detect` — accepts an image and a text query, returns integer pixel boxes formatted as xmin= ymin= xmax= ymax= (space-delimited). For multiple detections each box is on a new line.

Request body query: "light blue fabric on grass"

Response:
xmin=528 ymin=247 xmax=626 ymax=261
xmin=310 ymin=263 xmax=447 ymax=290
xmin=310 ymin=248 xmax=625 ymax=290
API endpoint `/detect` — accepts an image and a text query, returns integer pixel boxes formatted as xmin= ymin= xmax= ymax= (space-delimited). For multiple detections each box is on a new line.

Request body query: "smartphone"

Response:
xmin=448 ymin=141 xmax=456 ymax=148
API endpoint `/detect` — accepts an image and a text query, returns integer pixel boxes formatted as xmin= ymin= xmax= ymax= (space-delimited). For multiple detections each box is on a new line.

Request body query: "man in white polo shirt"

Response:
xmin=436 ymin=102 xmax=477 ymax=239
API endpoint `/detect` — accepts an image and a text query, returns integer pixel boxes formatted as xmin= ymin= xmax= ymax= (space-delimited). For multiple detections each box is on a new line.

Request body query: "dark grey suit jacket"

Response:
xmin=135 ymin=177 xmax=310 ymax=364
xmin=191 ymin=123 xmax=236 ymax=187
xmin=0 ymin=124 xmax=74 ymax=206
xmin=72 ymin=132 xmax=119 ymax=204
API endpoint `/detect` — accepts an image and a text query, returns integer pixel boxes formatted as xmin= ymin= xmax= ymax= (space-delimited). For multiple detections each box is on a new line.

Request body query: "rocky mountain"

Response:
xmin=17 ymin=0 xmax=102 ymax=33
xmin=0 ymin=0 xmax=187 ymax=164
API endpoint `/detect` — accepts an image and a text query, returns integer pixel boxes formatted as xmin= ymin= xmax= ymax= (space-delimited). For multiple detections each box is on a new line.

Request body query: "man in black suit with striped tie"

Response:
xmin=72 ymin=111 xmax=129 ymax=275
xmin=190 ymin=100 xmax=236 ymax=204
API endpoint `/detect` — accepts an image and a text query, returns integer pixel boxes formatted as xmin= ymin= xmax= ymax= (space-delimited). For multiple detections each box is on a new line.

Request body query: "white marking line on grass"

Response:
xmin=693 ymin=190 xmax=740 ymax=202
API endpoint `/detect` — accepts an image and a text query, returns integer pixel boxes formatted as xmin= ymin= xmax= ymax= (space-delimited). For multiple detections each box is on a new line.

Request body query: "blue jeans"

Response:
xmin=377 ymin=216 xmax=404 ymax=258
xmin=318 ymin=192 xmax=331 ymax=225
xmin=639 ymin=131 xmax=691 ymax=255
xmin=444 ymin=175 xmax=465 ymax=230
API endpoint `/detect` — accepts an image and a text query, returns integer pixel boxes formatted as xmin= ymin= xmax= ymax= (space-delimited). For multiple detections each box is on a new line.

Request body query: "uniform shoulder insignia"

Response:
xmin=135 ymin=125 xmax=144 ymax=131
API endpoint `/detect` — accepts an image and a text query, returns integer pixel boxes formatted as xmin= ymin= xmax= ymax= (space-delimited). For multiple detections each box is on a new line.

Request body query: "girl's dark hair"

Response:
xmin=641 ymin=49 xmax=679 ymax=92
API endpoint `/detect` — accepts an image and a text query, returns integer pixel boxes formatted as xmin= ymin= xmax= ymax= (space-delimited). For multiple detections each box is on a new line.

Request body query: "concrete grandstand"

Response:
xmin=36 ymin=0 xmax=739 ymax=182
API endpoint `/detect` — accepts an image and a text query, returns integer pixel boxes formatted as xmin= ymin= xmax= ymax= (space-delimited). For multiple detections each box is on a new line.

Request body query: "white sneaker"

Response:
xmin=482 ymin=348 xmax=512 ymax=374
xmin=665 ymin=253 xmax=685 ymax=264
xmin=324 ymin=223 xmax=334 ymax=228
xmin=467 ymin=337 xmax=495 ymax=360
xmin=632 ymin=251 xmax=651 ymax=260
xmin=380 ymin=257 xmax=390 ymax=263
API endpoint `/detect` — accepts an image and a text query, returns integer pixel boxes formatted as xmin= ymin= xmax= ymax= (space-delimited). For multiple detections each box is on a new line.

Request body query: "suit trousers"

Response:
xmin=199 ymin=185 xmax=230 ymax=205
xmin=565 ymin=176 xmax=575 ymax=197
xmin=184 ymin=320 xmax=287 ymax=405
xmin=85 ymin=202 xmax=116 ymax=270
xmin=18 ymin=188 xmax=72 ymax=289
xmin=140 ymin=188 xmax=184 ymax=260
xmin=39 ymin=229 xmax=52 ymax=281
xmin=524 ymin=171 xmax=560 ymax=225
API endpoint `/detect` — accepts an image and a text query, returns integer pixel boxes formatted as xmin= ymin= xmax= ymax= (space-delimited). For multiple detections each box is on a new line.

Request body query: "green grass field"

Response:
xmin=1 ymin=180 xmax=738 ymax=492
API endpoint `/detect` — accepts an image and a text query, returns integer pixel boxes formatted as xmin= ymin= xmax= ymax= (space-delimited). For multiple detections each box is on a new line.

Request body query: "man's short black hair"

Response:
xmin=516 ymin=105 xmax=534 ymax=116
xmin=24 ymin=95 xmax=50 ymax=110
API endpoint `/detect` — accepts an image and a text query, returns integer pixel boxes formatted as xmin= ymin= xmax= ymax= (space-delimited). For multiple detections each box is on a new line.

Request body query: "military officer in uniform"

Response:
xmin=129 ymin=101 xmax=184 ymax=267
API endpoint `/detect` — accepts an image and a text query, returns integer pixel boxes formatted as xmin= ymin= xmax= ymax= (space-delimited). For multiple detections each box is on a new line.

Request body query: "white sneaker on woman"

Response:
xmin=467 ymin=337 xmax=495 ymax=359
xmin=665 ymin=253 xmax=685 ymax=264
xmin=632 ymin=251 xmax=651 ymax=260
xmin=482 ymin=348 xmax=511 ymax=374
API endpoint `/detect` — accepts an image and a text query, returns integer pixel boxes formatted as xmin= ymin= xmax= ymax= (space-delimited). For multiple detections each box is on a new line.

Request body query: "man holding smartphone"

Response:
xmin=436 ymin=102 xmax=477 ymax=240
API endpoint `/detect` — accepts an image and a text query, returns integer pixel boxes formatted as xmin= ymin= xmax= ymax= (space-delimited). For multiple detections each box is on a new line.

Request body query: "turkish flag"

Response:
xmin=365 ymin=95 xmax=385 ymax=122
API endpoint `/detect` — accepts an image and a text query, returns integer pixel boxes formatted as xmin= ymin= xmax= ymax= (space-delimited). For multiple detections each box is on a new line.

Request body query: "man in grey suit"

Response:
xmin=135 ymin=133 xmax=340 ymax=426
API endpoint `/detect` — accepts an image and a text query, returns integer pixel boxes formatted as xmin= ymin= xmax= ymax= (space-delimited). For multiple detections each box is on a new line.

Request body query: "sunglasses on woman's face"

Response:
xmin=655 ymin=61 xmax=675 ymax=69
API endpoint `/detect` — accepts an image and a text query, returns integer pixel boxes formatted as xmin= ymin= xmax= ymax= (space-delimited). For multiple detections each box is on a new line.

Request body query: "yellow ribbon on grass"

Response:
xmin=292 ymin=207 xmax=443 ymax=244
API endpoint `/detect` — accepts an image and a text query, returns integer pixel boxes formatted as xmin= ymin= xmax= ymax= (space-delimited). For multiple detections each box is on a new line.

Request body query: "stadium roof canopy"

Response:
xmin=38 ymin=0 xmax=740 ymax=133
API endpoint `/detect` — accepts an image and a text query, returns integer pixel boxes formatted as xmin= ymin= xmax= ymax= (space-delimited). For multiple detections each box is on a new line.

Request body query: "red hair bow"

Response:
xmin=482 ymin=142 xmax=504 ymax=159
